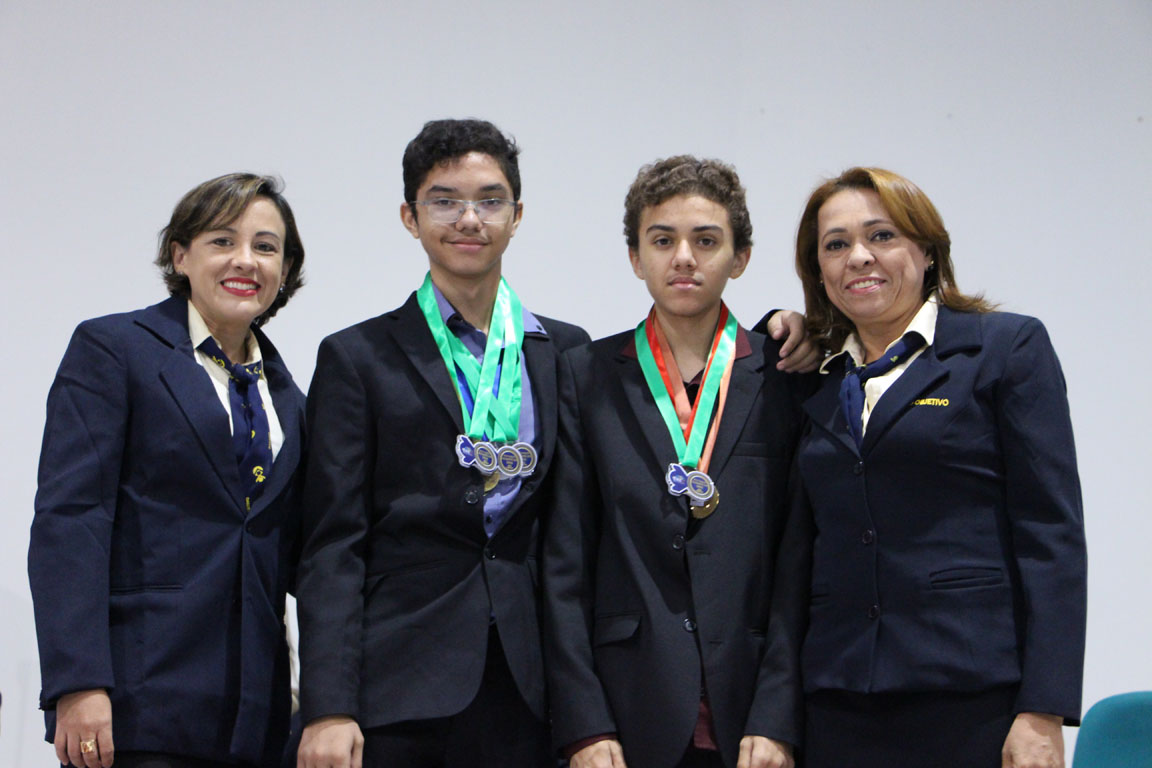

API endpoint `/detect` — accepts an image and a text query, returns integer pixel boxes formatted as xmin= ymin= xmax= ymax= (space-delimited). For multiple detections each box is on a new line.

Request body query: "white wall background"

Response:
xmin=2 ymin=1 xmax=1148 ymax=763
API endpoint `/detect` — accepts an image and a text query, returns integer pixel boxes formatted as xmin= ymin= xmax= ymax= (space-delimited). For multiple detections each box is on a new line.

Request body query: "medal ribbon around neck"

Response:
xmin=635 ymin=304 xmax=738 ymax=510
xmin=416 ymin=272 xmax=536 ymax=480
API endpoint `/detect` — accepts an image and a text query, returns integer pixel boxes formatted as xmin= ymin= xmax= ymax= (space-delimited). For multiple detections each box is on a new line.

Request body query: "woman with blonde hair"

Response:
xmin=792 ymin=167 xmax=1085 ymax=768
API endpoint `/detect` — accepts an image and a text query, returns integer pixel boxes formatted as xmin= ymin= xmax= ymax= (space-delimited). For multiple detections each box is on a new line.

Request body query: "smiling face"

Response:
xmin=629 ymin=194 xmax=749 ymax=325
xmin=816 ymin=188 xmax=929 ymax=344
xmin=400 ymin=151 xmax=522 ymax=287
xmin=171 ymin=196 xmax=287 ymax=344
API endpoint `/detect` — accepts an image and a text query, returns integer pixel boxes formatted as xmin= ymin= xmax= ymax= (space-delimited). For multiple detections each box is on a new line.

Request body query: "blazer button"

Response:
xmin=861 ymin=529 xmax=875 ymax=545
xmin=484 ymin=546 xmax=496 ymax=560
xmin=464 ymin=488 xmax=481 ymax=505
xmin=853 ymin=461 xmax=864 ymax=475
xmin=868 ymin=604 xmax=880 ymax=620
xmin=672 ymin=534 xmax=685 ymax=551
xmin=683 ymin=618 xmax=697 ymax=632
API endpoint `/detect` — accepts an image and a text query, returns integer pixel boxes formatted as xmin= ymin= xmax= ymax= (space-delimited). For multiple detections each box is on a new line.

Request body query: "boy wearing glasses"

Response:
xmin=295 ymin=119 xmax=590 ymax=768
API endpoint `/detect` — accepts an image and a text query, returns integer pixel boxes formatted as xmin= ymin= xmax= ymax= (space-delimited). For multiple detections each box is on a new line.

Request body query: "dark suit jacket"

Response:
xmin=798 ymin=307 xmax=1086 ymax=723
xmin=296 ymin=291 xmax=589 ymax=728
xmin=28 ymin=296 xmax=306 ymax=765
xmin=542 ymin=328 xmax=811 ymax=768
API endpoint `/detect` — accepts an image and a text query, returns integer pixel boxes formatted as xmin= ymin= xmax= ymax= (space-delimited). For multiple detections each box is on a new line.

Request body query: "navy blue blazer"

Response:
xmin=798 ymin=307 xmax=1086 ymax=723
xmin=296 ymin=292 xmax=589 ymax=729
xmin=28 ymin=296 xmax=306 ymax=765
xmin=542 ymin=328 xmax=811 ymax=768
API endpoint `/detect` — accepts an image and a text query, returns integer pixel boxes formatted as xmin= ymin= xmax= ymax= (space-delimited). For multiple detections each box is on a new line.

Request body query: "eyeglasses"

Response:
xmin=409 ymin=197 xmax=517 ymax=224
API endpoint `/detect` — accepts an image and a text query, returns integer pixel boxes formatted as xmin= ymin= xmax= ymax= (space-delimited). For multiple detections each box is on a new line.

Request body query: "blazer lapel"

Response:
xmin=139 ymin=298 xmax=247 ymax=513
xmin=388 ymin=293 xmax=467 ymax=434
xmin=859 ymin=306 xmax=983 ymax=455
xmin=803 ymin=367 xmax=860 ymax=457
xmin=617 ymin=345 xmax=682 ymax=471
xmin=705 ymin=337 xmax=764 ymax=479
xmin=859 ymin=352 xmax=948 ymax=454
xmin=521 ymin=331 xmax=558 ymax=480
xmin=249 ymin=331 xmax=302 ymax=520
xmin=491 ymin=329 xmax=557 ymax=527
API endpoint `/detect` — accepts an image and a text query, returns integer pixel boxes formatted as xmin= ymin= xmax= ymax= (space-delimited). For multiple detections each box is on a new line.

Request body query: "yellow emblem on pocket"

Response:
xmin=912 ymin=397 xmax=949 ymax=406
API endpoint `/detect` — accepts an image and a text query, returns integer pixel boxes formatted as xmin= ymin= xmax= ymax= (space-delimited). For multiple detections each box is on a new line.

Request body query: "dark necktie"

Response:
xmin=198 ymin=336 xmax=272 ymax=510
xmin=839 ymin=333 xmax=926 ymax=449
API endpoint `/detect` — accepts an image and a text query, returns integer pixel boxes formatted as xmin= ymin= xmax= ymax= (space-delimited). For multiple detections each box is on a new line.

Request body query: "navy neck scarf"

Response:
xmin=198 ymin=336 xmax=272 ymax=510
xmin=839 ymin=333 xmax=926 ymax=449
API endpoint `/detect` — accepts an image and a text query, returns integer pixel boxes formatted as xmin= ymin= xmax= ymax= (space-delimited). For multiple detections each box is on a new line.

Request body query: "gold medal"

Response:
xmin=483 ymin=472 xmax=501 ymax=493
xmin=690 ymin=487 xmax=719 ymax=519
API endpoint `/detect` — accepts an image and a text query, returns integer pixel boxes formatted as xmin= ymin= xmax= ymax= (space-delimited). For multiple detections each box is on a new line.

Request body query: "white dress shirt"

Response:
xmin=820 ymin=296 xmax=939 ymax=435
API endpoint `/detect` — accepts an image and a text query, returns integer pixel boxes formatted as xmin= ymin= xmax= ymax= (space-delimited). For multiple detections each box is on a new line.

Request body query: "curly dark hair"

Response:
xmin=623 ymin=156 xmax=752 ymax=253
xmin=402 ymin=119 xmax=521 ymax=209
xmin=155 ymin=173 xmax=305 ymax=327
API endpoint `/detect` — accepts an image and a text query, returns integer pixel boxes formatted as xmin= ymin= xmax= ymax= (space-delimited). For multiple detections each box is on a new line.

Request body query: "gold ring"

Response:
xmin=80 ymin=738 xmax=97 ymax=754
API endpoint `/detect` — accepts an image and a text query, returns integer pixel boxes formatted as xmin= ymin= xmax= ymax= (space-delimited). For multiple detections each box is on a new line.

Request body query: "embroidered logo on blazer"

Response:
xmin=912 ymin=397 xmax=949 ymax=406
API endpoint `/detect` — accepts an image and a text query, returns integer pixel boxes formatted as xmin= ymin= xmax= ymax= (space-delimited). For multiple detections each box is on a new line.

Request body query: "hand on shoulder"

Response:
xmin=765 ymin=310 xmax=822 ymax=373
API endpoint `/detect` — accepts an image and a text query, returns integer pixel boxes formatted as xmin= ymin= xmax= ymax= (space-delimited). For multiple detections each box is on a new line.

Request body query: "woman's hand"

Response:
xmin=738 ymin=735 xmax=794 ymax=768
xmin=765 ymin=311 xmax=822 ymax=373
xmin=1001 ymin=712 xmax=1065 ymax=768
xmin=55 ymin=689 xmax=113 ymax=768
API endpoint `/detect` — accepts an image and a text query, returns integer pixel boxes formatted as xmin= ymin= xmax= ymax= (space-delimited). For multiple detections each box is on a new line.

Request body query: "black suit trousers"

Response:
xmin=802 ymin=685 xmax=1018 ymax=768
xmin=361 ymin=626 xmax=551 ymax=768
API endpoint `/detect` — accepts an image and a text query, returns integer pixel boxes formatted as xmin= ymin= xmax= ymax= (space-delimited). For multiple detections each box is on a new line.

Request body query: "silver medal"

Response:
xmin=496 ymin=444 xmax=524 ymax=477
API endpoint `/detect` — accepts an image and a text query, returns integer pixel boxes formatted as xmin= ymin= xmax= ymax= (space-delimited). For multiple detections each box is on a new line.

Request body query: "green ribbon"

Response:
xmin=634 ymin=308 xmax=738 ymax=469
xmin=416 ymin=272 xmax=525 ymax=442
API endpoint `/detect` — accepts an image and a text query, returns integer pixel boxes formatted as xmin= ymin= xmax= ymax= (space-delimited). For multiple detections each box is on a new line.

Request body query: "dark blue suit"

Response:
xmin=542 ymin=329 xmax=810 ymax=768
xmin=29 ymin=296 xmax=306 ymax=766
xmin=797 ymin=307 xmax=1086 ymax=746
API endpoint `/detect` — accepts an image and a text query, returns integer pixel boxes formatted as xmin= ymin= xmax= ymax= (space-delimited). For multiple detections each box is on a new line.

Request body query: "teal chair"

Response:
xmin=1073 ymin=691 xmax=1152 ymax=767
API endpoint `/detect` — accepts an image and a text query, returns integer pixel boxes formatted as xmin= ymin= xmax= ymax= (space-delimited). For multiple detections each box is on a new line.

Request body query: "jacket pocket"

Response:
xmin=369 ymin=559 xmax=449 ymax=579
xmin=108 ymin=584 xmax=182 ymax=594
xmin=593 ymin=612 xmax=641 ymax=646
xmin=929 ymin=566 xmax=1004 ymax=590
xmin=731 ymin=441 xmax=772 ymax=457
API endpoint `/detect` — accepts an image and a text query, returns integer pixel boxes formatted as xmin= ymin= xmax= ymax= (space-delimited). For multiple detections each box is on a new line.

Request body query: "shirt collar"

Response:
xmin=187 ymin=301 xmax=261 ymax=364
xmin=431 ymin=282 xmax=547 ymax=336
xmin=819 ymin=294 xmax=939 ymax=374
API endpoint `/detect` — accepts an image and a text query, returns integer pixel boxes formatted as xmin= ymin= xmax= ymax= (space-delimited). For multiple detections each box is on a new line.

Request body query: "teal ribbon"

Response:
xmin=634 ymin=307 xmax=738 ymax=469
xmin=416 ymin=273 xmax=525 ymax=442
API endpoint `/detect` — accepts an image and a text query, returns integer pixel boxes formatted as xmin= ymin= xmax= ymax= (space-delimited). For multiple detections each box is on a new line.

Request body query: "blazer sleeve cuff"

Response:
xmin=564 ymin=733 xmax=618 ymax=760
